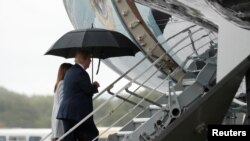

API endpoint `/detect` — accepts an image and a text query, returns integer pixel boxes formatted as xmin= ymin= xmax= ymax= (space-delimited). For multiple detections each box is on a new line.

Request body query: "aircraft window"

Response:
xmin=0 ymin=136 xmax=6 ymax=141
xmin=29 ymin=136 xmax=41 ymax=141
xmin=9 ymin=136 xmax=26 ymax=141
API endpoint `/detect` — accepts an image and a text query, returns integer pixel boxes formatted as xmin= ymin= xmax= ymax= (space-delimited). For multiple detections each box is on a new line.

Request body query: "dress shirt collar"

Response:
xmin=77 ymin=63 xmax=85 ymax=70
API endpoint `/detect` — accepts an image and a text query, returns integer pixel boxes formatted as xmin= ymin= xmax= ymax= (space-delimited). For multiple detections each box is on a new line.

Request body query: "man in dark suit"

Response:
xmin=57 ymin=50 xmax=100 ymax=141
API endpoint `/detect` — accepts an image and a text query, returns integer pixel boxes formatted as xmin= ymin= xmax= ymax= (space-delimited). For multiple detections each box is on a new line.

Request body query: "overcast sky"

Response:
xmin=0 ymin=0 xmax=120 ymax=96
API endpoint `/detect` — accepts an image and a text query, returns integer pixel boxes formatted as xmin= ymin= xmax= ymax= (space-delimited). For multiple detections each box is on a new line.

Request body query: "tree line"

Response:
xmin=0 ymin=86 xmax=162 ymax=128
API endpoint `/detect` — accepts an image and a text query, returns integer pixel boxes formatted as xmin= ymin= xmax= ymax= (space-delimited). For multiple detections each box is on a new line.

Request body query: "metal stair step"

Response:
xmin=117 ymin=131 xmax=133 ymax=136
xmin=132 ymin=118 xmax=149 ymax=129
xmin=149 ymin=104 xmax=167 ymax=110
xmin=133 ymin=118 xmax=149 ymax=123
xmin=182 ymin=78 xmax=196 ymax=86
xmin=114 ymin=131 xmax=133 ymax=141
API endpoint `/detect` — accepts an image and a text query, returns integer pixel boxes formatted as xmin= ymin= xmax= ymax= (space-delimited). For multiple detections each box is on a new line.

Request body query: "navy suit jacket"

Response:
xmin=57 ymin=64 xmax=98 ymax=122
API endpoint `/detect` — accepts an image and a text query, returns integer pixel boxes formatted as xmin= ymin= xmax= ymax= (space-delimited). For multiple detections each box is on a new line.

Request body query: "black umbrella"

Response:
xmin=45 ymin=28 xmax=140 ymax=59
xmin=45 ymin=28 xmax=140 ymax=81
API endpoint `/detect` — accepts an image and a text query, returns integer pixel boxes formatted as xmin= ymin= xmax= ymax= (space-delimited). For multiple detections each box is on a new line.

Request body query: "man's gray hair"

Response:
xmin=74 ymin=50 xmax=91 ymax=63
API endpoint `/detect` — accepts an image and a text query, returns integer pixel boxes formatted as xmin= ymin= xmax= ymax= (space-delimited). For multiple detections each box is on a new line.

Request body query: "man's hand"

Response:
xmin=92 ymin=81 xmax=100 ymax=88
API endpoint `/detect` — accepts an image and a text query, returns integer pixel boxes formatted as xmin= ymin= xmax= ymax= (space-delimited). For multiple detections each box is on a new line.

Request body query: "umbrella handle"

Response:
xmin=96 ymin=58 xmax=101 ymax=75
xmin=92 ymin=57 xmax=93 ymax=83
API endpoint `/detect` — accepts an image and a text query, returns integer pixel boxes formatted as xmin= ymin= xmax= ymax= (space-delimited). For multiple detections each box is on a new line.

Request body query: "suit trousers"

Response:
xmin=62 ymin=119 xmax=99 ymax=141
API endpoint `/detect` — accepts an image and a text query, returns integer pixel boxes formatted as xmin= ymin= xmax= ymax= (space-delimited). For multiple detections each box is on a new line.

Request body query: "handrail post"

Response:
xmin=188 ymin=29 xmax=199 ymax=57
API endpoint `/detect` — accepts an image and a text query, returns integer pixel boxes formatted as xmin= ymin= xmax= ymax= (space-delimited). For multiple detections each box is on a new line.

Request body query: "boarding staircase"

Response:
xmin=106 ymin=45 xmax=217 ymax=141
xmin=41 ymin=23 xmax=224 ymax=141
xmin=40 ymin=22 xmax=222 ymax=141
xmin=42 ymin=25 xmax=248 ymax=141
xmin=100 ymin=29 xmax=247 ymax=141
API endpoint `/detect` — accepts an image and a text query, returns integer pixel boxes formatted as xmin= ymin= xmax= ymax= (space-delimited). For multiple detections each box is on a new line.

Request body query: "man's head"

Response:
xmin=75 ymin=50 xmax=92 ymax=69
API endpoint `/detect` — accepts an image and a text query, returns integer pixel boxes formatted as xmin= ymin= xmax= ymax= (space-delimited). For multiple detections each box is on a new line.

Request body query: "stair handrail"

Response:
xmin=188 ymin=38 xmax=218 ymax=57
xmin=125 ymin=88 xmax=163 ymax=108
xmin=107 ymin=89 xmax=145 ymax=109
xmin=166 ymin=28 xmax=204 ymax=53
xmin=92 ymin=29 xmax=193 ymax=101
xmin=92 ymin=55 xmax=148 ymax=101
xmin=40 ymin=132 xmax=52 ymax=141
xmin=163 ymin=25 xmax=196 ymax=43
xmin=95 ymin=64 xmax=165 ymax=125
xmin=179 ymin=38 xmax=218 ymax=69
xmin=170 ymin=34 xmax=211 ymax=57
xmin=149 ymin=25 xmax=198 ymax=52
xmin=103 ymin=52 xmax=166 ymax=101
xmin=92 ymin=76 xmax=171 ymax=141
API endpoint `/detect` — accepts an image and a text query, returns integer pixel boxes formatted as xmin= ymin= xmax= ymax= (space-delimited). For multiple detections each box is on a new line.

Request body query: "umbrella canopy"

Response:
xmin=45 ymin=28 xmax=140 ymax=59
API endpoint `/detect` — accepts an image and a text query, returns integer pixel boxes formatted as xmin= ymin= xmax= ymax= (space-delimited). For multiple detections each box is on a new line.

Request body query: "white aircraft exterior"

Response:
xmin=44 ymin=0 xmax=250 ymax=141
